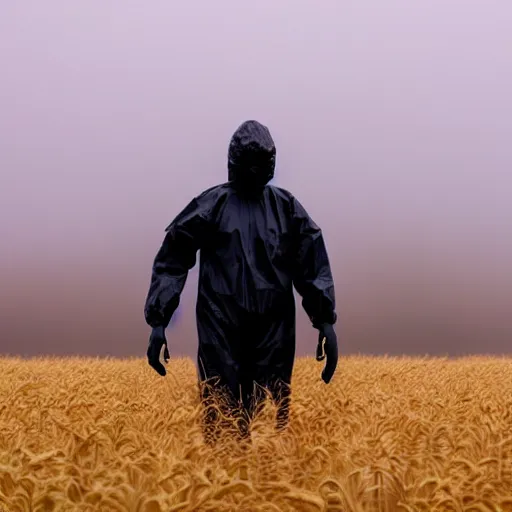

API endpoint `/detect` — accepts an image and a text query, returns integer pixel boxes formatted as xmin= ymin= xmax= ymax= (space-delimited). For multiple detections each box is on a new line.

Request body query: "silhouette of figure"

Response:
xmin=144 ymin=120 xmax=338 ymax=445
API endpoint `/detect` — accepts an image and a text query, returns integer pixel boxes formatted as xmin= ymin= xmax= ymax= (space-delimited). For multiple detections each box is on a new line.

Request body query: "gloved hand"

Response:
xmin=147 ymin=326 xmax=170 ymax=376
xmin=315 ymin=323 xmax=338 ymax=384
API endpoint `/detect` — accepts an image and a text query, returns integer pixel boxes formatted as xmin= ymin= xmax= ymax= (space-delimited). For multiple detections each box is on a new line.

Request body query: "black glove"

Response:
xmin=147 ymin=326 xmax=170 ymax=376
xmin=315 ymin=323 xmax=338 ymax=384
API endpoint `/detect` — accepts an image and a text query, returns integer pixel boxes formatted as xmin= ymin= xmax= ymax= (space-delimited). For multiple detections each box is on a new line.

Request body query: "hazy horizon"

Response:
xmin=1 ymin=1 xmax=511 ymax=359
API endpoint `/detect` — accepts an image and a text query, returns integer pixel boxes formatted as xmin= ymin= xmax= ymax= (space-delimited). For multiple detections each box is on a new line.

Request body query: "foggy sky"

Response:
xmin=1 ymin=1 xmax=512 ymax=359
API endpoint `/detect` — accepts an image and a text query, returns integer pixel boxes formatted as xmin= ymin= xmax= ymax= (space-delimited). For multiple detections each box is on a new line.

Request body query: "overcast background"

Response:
xmin=1 ymin=1 xmax=511 ymax=359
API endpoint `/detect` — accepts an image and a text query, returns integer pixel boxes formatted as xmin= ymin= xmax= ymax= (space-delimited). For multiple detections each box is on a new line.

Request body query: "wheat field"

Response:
xmin=1 ymin=355 xmax=512 ymax=512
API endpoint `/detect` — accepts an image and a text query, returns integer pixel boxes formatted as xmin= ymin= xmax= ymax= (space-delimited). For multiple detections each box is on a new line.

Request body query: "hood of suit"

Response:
xmin=228 ymin=120 xmax=276 ymax=190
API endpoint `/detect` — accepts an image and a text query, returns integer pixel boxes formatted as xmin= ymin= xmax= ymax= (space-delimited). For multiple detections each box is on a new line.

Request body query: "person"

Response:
xmin=144 ymin=120 xmax=338 ymax=445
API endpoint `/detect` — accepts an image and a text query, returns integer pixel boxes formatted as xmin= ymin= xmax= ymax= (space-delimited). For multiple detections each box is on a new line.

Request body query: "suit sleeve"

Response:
xmin=291 ymin=196 xmax=337 ymax=329
xmin=144 ymin=194 xmax=211 ymax=328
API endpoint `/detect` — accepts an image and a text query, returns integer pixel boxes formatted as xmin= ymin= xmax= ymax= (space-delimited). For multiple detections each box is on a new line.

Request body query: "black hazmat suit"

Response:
xmin=144 ymin=120 xmax=337 ymax=443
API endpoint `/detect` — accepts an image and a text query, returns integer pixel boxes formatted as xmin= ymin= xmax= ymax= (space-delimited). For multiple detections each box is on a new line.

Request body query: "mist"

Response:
xmin=1 ymin=0 xmax=511 ymax=358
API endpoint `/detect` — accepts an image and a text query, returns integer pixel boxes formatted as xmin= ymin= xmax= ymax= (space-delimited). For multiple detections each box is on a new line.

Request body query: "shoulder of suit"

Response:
xmin=267 ymin=184 xmax=296 ymax=202
xmin=195 ymin=182 xmax=231 ymax=201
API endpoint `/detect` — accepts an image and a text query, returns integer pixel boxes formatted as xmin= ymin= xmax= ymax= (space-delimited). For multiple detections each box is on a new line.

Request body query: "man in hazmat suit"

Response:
xmin=144 ymin=120 xmax=338 ymax=444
